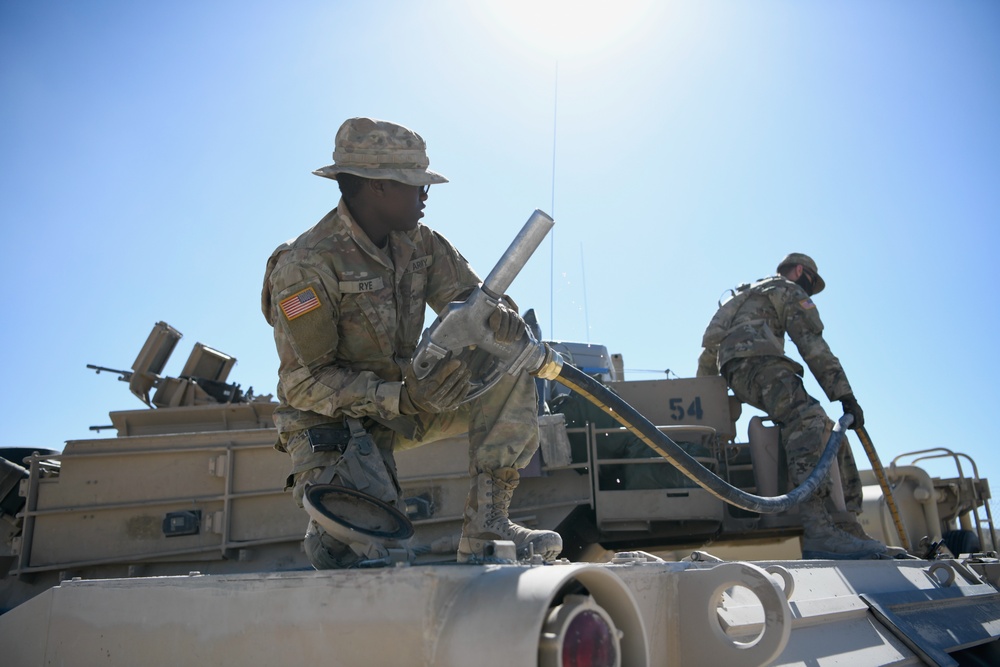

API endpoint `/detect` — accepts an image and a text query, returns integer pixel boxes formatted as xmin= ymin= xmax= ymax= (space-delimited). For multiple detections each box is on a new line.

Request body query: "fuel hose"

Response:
xmin=549 ymin=361 xmax=851 ymax=514
xmin=413 ymin=212 xmax=847 ymax=515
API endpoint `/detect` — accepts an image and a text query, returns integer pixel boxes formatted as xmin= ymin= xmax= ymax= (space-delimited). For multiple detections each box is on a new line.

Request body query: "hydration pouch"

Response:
xmin=315 ymin=418 xmax=399 ymax=506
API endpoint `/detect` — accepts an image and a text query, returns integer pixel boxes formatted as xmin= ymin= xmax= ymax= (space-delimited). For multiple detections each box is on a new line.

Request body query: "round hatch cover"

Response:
xmin=303 ymin=484 xmax=414 ymax=545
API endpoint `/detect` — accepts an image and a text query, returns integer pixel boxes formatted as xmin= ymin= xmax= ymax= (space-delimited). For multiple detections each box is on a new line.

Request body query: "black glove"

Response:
xmin=400 ymin=358 xmax=471 ymax=415
xmin=840 ymin=394 xmax=864 ymax=430
xmin=487 ymin=302 xmax=526 ymax=345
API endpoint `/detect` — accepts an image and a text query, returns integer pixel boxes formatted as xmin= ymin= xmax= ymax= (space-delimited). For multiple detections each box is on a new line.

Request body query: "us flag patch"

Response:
xmin=280 ymin=287 xmax=321 ymax=320
xmin=799 ymin=298 xmax=816 ymax=310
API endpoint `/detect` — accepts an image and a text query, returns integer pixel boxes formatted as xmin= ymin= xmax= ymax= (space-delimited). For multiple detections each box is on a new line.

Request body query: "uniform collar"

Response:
xmin=333 ymin=199 xmax=419 ymax=272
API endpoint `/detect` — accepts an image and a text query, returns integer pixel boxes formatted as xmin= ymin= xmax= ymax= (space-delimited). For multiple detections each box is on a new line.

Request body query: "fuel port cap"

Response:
xmin=302 ymin=483 xmax=414 ymax=550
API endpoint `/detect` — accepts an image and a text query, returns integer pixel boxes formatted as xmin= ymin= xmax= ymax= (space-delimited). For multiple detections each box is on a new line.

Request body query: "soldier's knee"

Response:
xmin=291 ymin=468 xmax=327 ymax=508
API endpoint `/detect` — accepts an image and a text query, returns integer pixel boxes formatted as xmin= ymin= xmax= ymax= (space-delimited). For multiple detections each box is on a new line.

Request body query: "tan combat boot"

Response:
xmin=837 ymin=515 xmax=908 ymax=557
xmin=837 ymin=516 xmax=877 ymax=541
xmin=303 ymin=519 xmax=363 ymax=570
xmin=799 ymin=498 xmax=886 ymax=559
xmin=457 ymin=467 xmax=563 ymax=563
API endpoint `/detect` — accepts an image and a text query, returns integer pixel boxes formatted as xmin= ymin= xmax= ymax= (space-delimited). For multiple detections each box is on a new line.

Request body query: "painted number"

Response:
xmin=669 ymin=396 xmax=704 ymax=421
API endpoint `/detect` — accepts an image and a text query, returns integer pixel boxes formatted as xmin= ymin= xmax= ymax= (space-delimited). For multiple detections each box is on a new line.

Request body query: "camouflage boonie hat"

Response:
xmin=313 ymin=117 xmax=448 ymax=186
xmin=777 ymin=252 xmax=826 ymax=294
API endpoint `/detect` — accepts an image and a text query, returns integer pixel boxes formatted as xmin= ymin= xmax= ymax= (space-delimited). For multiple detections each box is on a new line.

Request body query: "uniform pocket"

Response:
xmin=340 ymin=291 xmax=394 ymax=358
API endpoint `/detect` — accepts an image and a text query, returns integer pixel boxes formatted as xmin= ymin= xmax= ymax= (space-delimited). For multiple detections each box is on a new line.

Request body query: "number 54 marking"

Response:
xmin=669 ymin=396 xmax=704 ymax=421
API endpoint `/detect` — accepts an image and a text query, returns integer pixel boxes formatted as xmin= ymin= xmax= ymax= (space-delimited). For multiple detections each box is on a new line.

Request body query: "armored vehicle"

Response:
xmin=2 ymin=318 xmax=998 ymax=666
xmin=2 ymin=215 xmax=999 ymax=665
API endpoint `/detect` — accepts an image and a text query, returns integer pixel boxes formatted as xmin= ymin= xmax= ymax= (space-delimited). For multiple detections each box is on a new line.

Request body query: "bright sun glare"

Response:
xmin=481 ymin=0 xmax=657 ymax=59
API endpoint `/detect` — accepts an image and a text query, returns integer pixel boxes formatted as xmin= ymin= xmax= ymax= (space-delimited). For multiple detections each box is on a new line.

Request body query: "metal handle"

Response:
xmin=481 ymin=209 xmax=554 ymax=298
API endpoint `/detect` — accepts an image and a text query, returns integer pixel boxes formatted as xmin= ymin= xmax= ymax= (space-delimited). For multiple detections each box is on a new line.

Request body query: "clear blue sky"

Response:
xmin=2 ymin=1 xmax=998 ymax=510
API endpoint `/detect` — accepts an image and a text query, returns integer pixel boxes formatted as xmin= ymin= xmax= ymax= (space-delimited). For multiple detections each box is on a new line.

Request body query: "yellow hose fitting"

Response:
xmin=532 ymin=345 xmax=564 ymax=380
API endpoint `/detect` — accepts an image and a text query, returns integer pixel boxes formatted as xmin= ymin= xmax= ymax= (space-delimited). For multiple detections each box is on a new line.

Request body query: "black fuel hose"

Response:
xmin=554 ymin=362 xmax=852 ymax=514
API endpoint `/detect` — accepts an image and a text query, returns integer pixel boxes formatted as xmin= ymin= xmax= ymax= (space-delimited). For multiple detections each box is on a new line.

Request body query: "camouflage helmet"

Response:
xmin=313 ymin=117 xmax=448 ymax=187
xmin=777 ymin=252 xmax=826 ymax=294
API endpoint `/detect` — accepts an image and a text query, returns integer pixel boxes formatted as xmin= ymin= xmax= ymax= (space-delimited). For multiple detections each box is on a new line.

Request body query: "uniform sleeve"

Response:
xmin=265 ymin=254 xmax=403 ymax=421
xmin=697 ymin=346 xmax=720 ymax=377
xmin=785 ymin=295 xmax=853 ymax=401
xmin=423 ymin=229 xmax=481 ymax=312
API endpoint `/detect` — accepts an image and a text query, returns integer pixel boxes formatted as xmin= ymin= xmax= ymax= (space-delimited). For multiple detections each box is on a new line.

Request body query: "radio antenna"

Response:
xmin=580 ymin=242 xmax=590 ymax=342
xmin=549 ymin=59 xmax=558 ymax=339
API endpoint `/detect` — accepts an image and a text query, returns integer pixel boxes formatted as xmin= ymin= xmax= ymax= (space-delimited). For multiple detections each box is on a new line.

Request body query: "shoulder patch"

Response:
xmin=799 ymin=298 xmax=816 ymax=310
xmin=280 ymin=287 xmax=322 ymax=320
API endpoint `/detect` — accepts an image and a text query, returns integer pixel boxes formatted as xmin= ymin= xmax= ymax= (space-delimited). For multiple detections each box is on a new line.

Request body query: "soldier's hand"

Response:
xmin=840 ymin=394 xmax=865 ymax=430
xmin=400 ymin=358 xmax=471 ymax=414
xmin=488 ymin=302 xmax=526 ymax=345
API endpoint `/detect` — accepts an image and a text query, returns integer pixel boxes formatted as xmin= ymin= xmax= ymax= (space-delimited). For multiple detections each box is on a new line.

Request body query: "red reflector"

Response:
xmin=562 ymin=610 xmax=618 ymax=667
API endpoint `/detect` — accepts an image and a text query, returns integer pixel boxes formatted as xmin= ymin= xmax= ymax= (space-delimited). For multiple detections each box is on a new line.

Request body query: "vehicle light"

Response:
xmin=538 ymin=594 xmax=621 ymax=667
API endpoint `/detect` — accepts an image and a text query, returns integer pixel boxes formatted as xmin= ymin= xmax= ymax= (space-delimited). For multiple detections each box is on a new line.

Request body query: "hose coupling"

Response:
xmin=531 ymin=344 xmax=564 ymax=380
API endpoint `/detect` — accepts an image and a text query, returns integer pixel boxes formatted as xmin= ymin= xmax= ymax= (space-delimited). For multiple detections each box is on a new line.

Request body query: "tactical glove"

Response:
xmin=488 ymin=302 xmax=526 ymax=345
xmin=840 ymin=394 xmax=865 ymax=430
xmin=400 ymin=358 xmax=471 ymax=415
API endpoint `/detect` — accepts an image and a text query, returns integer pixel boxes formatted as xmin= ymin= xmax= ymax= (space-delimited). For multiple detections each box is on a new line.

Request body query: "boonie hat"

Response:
xmin=313 ymin=117 xmax=448 ymax=187
xmin=777 ymin=252 xmax=825 ymax=294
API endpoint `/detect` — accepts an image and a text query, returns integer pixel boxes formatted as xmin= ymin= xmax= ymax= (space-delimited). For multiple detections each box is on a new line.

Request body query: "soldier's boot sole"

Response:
xmin=837 ymin=520 xmax=911 ymax=558
xmin=802 ymin=532 xmax=887 ymax=560
xmin=455 ymin=533 xmax=563 ymax=562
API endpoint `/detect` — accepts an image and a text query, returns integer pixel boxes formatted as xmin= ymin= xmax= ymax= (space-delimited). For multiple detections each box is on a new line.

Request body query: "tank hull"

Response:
xmin=4 ymin=557 xmax=1000 ymax=666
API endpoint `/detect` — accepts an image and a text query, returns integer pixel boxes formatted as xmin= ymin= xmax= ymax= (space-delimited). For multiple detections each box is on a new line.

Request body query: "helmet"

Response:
xmin=777 ymin=252 xmax=825 ymax=294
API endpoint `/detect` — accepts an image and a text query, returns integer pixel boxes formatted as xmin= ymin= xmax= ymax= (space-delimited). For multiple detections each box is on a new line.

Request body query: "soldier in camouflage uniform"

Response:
xmin=697 ymin=253 xmax=887 ymax=559
xmin=261 ymin=117 xmax=561 ymax=568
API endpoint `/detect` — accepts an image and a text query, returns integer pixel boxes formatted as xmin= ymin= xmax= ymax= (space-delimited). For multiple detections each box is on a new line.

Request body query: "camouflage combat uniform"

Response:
xmin=261 ymin=200 xmax=539 ymax=515
xmin=697 ymin=275 xmax=862 ymax=511
xmin=261 ymin=116 xmax=562 ymax=567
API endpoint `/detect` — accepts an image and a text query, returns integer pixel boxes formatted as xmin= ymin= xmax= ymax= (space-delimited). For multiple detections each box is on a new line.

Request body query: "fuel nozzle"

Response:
xmin=412 ymin=210 xmax=560 ymax=400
